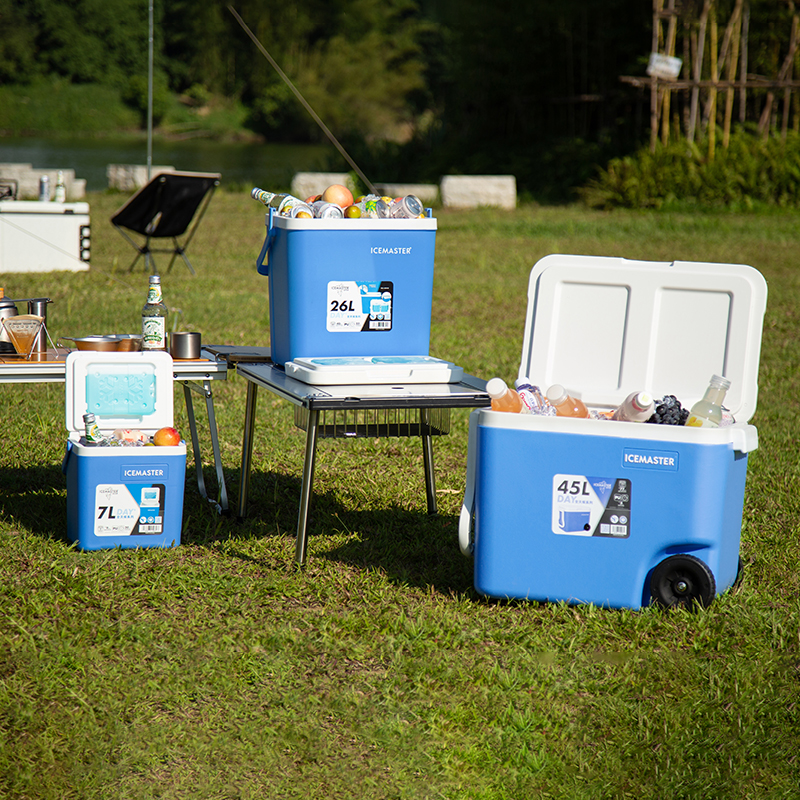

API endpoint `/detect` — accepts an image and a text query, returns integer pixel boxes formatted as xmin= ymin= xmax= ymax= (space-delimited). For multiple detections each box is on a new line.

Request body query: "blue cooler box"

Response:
xmin=256 ymin=209 xmax=437 ymax=365
xmin=63 ymin=351 xmax=186 ymax=550
xmin=459 ymin=255 xmax=768 ymax=609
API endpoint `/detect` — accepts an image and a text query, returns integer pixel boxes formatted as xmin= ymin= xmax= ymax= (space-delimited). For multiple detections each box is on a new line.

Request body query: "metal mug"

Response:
xmin=170 ymin=331 xmax=201 ymax=359
xmin=27 ymin=298 xmax=51 ymax=355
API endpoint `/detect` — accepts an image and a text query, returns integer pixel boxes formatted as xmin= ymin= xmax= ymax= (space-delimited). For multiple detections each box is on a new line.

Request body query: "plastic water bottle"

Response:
xmin=486 ymin=377 xmax=523 ymax=413
xmin=685 ymin=375 xmax=731 ymax=428
xmin=610 ymin=391 xmax=655 ymax=422
xmin=514 ymin=377 xmax=550 ymax=414
xmin=545 ymin=384 xmax=590 ymax=418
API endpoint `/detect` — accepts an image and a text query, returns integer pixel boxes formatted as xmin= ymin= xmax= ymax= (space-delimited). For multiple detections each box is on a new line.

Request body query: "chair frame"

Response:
xmin=111 ymin=171 xmax=221 ymax=275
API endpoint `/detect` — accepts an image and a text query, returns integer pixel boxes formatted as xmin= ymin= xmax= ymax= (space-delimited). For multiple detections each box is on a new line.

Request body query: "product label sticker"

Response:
xmin=552 ymin=474 xmax=631 ymax=538
xmin=327 ymin=281 xmax=393 ymax=332
xmin=94 ymin=483 xmax=166 ymax=536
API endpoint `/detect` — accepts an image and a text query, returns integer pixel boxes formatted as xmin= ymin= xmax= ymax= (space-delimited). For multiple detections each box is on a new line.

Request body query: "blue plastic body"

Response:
xmin=64 ymin=441 xmax=185 ymax=550
xmin=258 ymin=213 xmax=436 ymax=365
xmin=473 ymin=423 xmax=748 ymax=608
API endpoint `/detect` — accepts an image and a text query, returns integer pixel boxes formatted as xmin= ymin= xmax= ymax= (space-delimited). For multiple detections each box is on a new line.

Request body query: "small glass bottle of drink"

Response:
xmin=141 ymin=275 xmax=168 ymax=351
xmin=545 ymin=384 xmax=590 ymax=418
xmin=251 ymin=188 xmax=313 ymax=218
xmin=486 ymin=377 xmax=523 ymax=413
xmin=53 ymin=170 xmax=66 ymax=203
xmin=685 ymin=375 xmax=731 ymax=428
xmin=83 ymin=413 xmax=107 ymax=446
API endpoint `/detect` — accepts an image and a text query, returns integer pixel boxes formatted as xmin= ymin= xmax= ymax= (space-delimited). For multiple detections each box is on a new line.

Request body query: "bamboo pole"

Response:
xmin=651 ymin=0 xmax=662 ymax=152
xmin=723 ymin=0 xmax=744 ymax=147
xmin=709 ymin=3 xmax=718 ymax=161
xmin=739 ymin=2 xmax=749 ymax=124
xmin=782 ymin=9 xmax=799 ymax=140
xmin=689 ymin=0 xmax=711 ymax=143
xmin=661 ymin=0 xmax=678 ymax=146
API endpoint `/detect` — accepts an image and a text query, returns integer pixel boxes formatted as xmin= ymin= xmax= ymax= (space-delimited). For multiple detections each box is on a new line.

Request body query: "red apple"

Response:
xmin=153 ymin=426 xmax=181 ymax=446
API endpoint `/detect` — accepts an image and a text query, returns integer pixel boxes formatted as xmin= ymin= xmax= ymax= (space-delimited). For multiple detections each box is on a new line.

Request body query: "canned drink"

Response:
xmin=311 ymin=200 xmax=344 ymax=219
xmin=388 ymin=195 xmax=424 ymax=219
xmin=39 ymin=175 xmax=50 ymax=202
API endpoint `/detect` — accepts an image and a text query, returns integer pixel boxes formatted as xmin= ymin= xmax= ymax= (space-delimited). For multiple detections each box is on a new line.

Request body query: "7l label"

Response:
xmin=94 ymin=483 xmax=166 ymax=536
xmin=551 ymin=474 xmax=631 ymax=538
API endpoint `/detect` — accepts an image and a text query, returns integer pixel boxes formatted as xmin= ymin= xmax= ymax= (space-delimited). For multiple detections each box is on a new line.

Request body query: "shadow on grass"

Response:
xmin=184 ymin=466 xmax=475 ymax=595
xmin=0 ymin=465 xmax=70 ymax=544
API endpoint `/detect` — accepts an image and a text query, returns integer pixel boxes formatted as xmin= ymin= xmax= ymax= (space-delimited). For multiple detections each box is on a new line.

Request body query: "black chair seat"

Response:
xmin=111 ymin=171 xmax=220 ymax=274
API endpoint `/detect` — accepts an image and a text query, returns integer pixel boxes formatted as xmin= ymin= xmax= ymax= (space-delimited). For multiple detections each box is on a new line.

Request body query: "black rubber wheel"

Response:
xmin=650 ymin=554 xmax=716 ymax=610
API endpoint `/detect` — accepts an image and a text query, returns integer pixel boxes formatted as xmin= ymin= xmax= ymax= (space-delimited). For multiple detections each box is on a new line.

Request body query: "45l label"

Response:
xmin=551 ymin=474 xmax=631 ymax=538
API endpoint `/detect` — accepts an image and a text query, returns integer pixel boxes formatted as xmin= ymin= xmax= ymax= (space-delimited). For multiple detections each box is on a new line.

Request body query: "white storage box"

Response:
xmin=460 ymin=254 xmax=768 ymax=609
xmin=0 ymin=200 xmax=90 ymax=272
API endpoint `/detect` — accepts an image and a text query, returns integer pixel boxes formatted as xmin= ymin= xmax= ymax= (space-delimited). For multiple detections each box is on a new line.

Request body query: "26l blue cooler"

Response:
xmin=63 ymin=351 xmax=186 ymax=550
xmin=459 ymin=255 xmax=768 ymax=609
xmin=256 ymin=209 xmax=437 ymax=365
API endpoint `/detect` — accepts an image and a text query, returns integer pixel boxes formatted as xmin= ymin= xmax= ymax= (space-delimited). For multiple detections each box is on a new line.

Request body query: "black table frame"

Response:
xmin=217 ymin=351 xmax=489 ymax=566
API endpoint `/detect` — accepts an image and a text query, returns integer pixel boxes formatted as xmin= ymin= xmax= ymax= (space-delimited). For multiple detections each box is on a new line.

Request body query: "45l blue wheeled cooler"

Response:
xmin=459 ymin=255 xmax=768 ymax=609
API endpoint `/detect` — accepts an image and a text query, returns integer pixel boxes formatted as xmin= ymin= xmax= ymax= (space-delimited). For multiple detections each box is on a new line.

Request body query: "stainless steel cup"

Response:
xmin=170 ymin=331 xmax=201 ymax=359
xmin=27 ymin=298 xmax=51 ymax=354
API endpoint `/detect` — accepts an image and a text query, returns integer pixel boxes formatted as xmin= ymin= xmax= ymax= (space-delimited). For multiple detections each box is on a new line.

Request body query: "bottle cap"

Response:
xmin=514 ymin=377 xmax=532 ymax=390
xmin=486 ymin=377 xmax=509 ymax=399
xmin=545 ymin=384 xmax=568 ymax=405
xmin=632 ymin=391 xmax=653 ymax=411
xmin=710 ymin=374 xmax=731 ymax=390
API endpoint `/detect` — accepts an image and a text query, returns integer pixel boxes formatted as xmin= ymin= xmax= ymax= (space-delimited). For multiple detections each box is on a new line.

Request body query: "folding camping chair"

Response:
xmin=111 ymin=171 xmax=221 ymax=275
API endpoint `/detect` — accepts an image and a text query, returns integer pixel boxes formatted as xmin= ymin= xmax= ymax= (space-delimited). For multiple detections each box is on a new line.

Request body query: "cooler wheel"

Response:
xmin=650 ymin=554 xmax=716 ymax=610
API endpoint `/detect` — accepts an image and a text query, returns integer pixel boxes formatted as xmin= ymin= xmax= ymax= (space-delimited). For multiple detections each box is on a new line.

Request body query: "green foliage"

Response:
xmin=579 ymin=131 xmax=800 ymax=210
xmin=121 ymin=71 xmax=172 ymax=127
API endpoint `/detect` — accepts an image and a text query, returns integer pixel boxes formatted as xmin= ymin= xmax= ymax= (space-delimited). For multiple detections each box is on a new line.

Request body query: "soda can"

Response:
xmin=39 ymin=175 xmax=50 ymax=202
xmin=311 ymin=200 xmax=344 ymax=219
xmin=388 ymin=195 xmax=424 ymax=219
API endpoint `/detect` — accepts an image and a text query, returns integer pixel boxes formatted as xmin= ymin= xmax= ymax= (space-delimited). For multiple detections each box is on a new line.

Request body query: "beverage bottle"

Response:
xmin=251 ymin=188 xmax=313 ymax=218
xmin=53 ymin=170 xmax=66 ymax=203
xmin=38 ymin=174 xmax=50 ymax=202
xmin=514 ymin=377 xmax=549 ymax=414
xmin=545 ymin=384 xmax=590 ymax=418
xmin=83 ymin=413 xmax=107 ymax=446
xmin=486 ymin=377 xmax=523 ymax=413
xmin=685 ymin=375 xmax=731 ymax=428
xmin=141 ymin=275 xmax=168 ymax=351
xmin=610 ymin=391 xmax=655 ymax=422
xmin=388 ymin=195 xmax=424 ymax=219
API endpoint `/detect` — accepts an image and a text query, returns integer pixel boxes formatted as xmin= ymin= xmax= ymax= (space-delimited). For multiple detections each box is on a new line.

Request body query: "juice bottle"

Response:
xmin=545 ymin=384 xmax=589 ymax=418
xmin=685 ymin=375 xmax=731 ymax=428
xmin=486 ymin=377 xmax=523 ymax=413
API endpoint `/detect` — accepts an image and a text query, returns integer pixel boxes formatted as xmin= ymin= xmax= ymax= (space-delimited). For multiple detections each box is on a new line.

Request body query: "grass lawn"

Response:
xmin=1 ymin=192 xmax=799 ymax=798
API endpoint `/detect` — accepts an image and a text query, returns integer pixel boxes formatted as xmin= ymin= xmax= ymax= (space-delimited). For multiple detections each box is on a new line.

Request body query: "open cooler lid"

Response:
xmin=520 ymin=254 xmax=768 ymax=422
xmin=65 ymin=350 xmax=174 ymax=433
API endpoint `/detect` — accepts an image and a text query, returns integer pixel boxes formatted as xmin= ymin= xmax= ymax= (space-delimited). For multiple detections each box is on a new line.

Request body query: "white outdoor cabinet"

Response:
xmin=0 ymin=201 xmax=90 ymax=272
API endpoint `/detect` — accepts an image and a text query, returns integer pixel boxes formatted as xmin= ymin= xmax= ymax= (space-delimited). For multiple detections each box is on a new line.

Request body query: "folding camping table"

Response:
xmin=0 ymin=348 xmax=229 ymax=513
xmin=206 ymin=347 xmax=490 ymax=566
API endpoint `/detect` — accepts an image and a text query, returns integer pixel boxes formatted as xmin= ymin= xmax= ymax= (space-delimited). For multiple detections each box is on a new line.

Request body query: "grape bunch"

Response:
xmin=646 ymin=395 xmax=689 ymax=425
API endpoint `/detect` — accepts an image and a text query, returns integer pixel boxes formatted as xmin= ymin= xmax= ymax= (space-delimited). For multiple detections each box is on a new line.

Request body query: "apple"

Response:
xmin=153 ymin=426 xmax=181 ymax=446
xmin=305 ymin=194 xmax=321 ymax=203
xmin=321 ymin=183 xmax=354 ymax=208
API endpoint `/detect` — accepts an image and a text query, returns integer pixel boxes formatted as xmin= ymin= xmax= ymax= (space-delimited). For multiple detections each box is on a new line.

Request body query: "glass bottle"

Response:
xmin=83 ymin=413 xmax=107 ymax=446
xmin=53 ymin=170 xmax=66 ymax=203
xmin=486 ymin=377 xmax=523 ymax=413
xmin=610 ymin=391 xmax=655 ymax=422
xmin=251 ymin=188 xmax=313 ymax=218
xmin=545 ymin=384 xmax=590 ymax=418
xmin=141 ymin=275 xmax=168 ymax=351
xmin=685 ymin=375 xmax=731 ymax=428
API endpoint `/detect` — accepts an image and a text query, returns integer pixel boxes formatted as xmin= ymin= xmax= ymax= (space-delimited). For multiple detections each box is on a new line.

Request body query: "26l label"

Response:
xmin=327 ymin=281 xmax=393 ymax=332
xmin=551 ymin=474 xmax=631 ymax=538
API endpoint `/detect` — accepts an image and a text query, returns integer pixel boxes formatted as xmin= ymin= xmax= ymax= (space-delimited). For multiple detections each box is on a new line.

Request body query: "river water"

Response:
xmin=0 ymin=136 xmax=339 ymax=192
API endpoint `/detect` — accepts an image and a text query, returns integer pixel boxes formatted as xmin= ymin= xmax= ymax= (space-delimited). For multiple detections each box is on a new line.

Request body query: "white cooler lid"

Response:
xmin=65 ymin=350 xmax=174 ymax=433
xmin=520 ymin=255 xmax=768 ymax=422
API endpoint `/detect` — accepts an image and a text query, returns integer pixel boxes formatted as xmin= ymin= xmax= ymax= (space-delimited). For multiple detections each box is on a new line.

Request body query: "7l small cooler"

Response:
xmin=256 ymin=208 xmax=437 ymax=366
xmin=63 ymin=350 xmax=186 ymax=550
xmin=459 ymin=255 xmax=768 ymax=609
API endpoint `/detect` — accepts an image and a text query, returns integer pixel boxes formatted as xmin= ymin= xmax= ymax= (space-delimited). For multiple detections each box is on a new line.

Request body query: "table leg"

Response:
xmin=420 ymin=408 xmax=438 ymax=515
xmin=181 ymin=380 xmax=229 ymax=513
xmin=237 ymin=381 xmax=259 ymax=519
xmin=295 ymin=407 xmax=319 ymax=568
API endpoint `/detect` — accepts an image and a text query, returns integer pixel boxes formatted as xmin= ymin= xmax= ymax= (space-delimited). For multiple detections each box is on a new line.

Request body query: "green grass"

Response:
xmin=1 ymin=196 xmax=799 ymax=798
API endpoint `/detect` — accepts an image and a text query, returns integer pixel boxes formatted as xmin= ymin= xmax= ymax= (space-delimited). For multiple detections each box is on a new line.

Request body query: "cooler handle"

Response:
xmin=61 ymin=439 xmax=74 ymax=474
xmin=458 ymin=409 xmax=480 ymax=556
xmin=256 ymin=208 xmax=278 ymax=276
